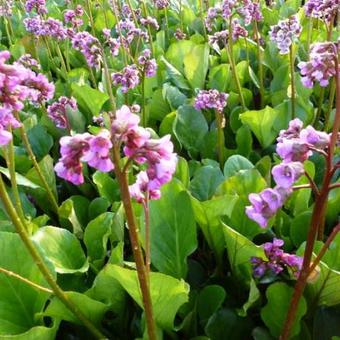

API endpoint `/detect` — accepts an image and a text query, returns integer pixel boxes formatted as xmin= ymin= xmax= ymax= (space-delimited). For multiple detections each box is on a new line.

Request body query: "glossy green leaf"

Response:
xmin=0 ymin=232 xmax=53 ymax=335
xmin=84 ymin=212 xmax=114 ymax=268
xmin=27 ymin=125 xmax=53 ymax=160
xmin=183 ymin=43 xmax=209 ymax=89
xmin=261 ymin=282 xmax=307 ymax=338
xmin=93 ymin=171 xmax=120 ymax=203
xmin=71 ymin=83 xmax=109 ymax=119
xmin=191 ymin=195 xmax=237 ymax=263
xmin=45 ymin=291 xmax=107 ymax=326
xmin=174 ymin=105 xmax=208 ymax=158
xmin=223 ymin=155 xmax=254 ymax=179
xmin=105 ymin=264 xmax=189 ymax=330
xmin=223 ymin=223 xmax=264 ymax=285
xmin=32 ymin=226 xmax=88 ymax=274
xmin=240 ymin=106 xmax=280 ymax=148
xmin=150 ymin=180 xmax=197 ymax=278
xmin=189 ymin=165 xmax=224 ymax=201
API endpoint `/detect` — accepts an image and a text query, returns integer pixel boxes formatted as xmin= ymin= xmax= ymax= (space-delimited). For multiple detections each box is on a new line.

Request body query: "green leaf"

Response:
xmin=261 ymin=282 xmax=307 ymax=338
xmin=27 ymin=125 xmax=53 ymax=160
xmin=71 ymin=83 xmax=109 ymax=119
xmin=217 ymin=169 xmax=267 ymax=238
xmin=105 ymin=264 xmax=189 ymax=330
xmin=150 ymin=180 xmax=197 ymax=278
xmin=183 ymin=43 xmax=209 ymax=89
xmin=240 ymin=106 xmax=280 ymax=148
xmin=189 ymin=165 xmax=224 ymax=201
xmin=84 ymin=212 xmax=114 ymax=268
xmin=236 ymin=125 xmax=253 ymax=157
xmin=0 ymin=167 xmax=40 ymax=189
xmin=32 ymin=226 xmax=88 ymax=274
xmin=191 ymin=195 xmax=238 ymax=263
xmin=0 ymin=322 xmax=59 ymax=340
xmin=238 ymin=279 xmax=260 ymax=317
xmin=223 ymin=223 xmax=265 ymax=285
xmin=26 ymin=155 xmax=58 ymax=200
xmin=163 ymin=83 xmax=187 ymax=110
xmin=223 ymin=155 xmax=254 ymax=179
xmin=166 ymin=40 xmax=195 ymax=73
xmin=0 ymin=232 xmax=53 ymax=335
xmin=290 ymin=211 xmax=312 ymax=247
xmin=45 ymin=291 xmax=107 ymax=326
xmin=160 ymin=57 xmax=191 ymax=91
xmin=208 ymin=64 xmax=231 ymax=92
xmin=205 ymin=308 xmax=253 ymax=340
xmin=58 ymin=195 xmax=90 ymax=238
xmin=92 ymin=171 xmax=120 ymax=203
xmin=197 ymin=285 xmax=226 ymax=326
xmin=174 ymin=105 xmax=209 ymax=158
xmin=149 ymin=88 xmax=171 ymax=121
xmin=174 ymin=156 xmax=190 ymax=188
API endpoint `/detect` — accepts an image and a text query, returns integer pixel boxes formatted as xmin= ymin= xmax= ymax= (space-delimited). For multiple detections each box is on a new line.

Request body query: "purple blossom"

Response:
xmin=251 ymin=238 xmax=303 ymax=279
xmin=231 ymin=18 xmax=248 ymax=41
xmin=205 ymin=7 xmax=220 ymax=32
xmin=103 ymin=29 xmax=121 ymax=57
xmin=272 ymin=162 xmax=305 ymax=188
xmin=276 ymin=139 xmax=311 ymax=162
xmin=129 ymin=171 xmax=161 ymax=203
xmin=24 ymin=17 xmax=67 ymax=40
xmin=72 ymin=31 xmax=102 ymax=68
xmin=237 ymin=0 xmax=263 ymax=25
xmin=25 ymin=0 xmax=47 ymax=14
xmin=174 ymin=29 xmax=187 ymax=40
xmin=195 ymin=89 xmax=229 ymax=113
xmin=269 ymin=15 xmax=302 ymax=54
xmin=0 ymin=107 xmax=21 ymax=146
xmin=14 ymin=54 xmax=41 ymax=70
xmin=0 ymin=0 xmax=13 ymax=17
xmin=111 ymin=105 xmax=140 ymax=140
xmin=298 ymin=42 xmax=338 ymax=88
xmin=138 ymin=50 xmax=157 ymax=77
xmin=246 ymin=187 xmax=290 ymax=227
xmin=112 ymin=64 xmax=140 ymax=93
xmin=299 ymin=125 xmax=330 ymax=149
xmin=54 ymin=133 xmax=91 ymax=185
xmin=304 ymin=0 xmax=339 ymax=22
xmin=64 ymin=5 xmax=84 ymax=28
xmin=47 ymin=96 xmax=77 ymax=129
xmin=208 ymin=30 xmax=229 ymax=47
xmin=81 ymin=130 xmax=114 ymax=172
xmin=222 ymin=0 xmax=237 ymax=19
xmin=140 ymin=16 xmax=159 ymax=30
xmin=154 ymin=0 xmax=169 ymax=9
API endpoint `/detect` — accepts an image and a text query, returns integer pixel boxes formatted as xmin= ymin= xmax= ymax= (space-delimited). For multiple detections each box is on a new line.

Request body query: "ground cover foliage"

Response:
xmin=0 ymin=0 xmax=339 ymax=339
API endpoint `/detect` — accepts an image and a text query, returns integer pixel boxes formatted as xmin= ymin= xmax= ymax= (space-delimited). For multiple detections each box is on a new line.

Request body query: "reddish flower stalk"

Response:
xmin=280 ymin=46 xmax=340 ymax=340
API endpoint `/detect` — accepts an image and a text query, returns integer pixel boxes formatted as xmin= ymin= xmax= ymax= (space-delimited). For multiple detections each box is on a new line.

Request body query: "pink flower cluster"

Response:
xmin=55 ymin=131 xmax=113 ymax=185
xmin=194 ymin=89 xmax=229 ymax=113
xmin=269 ymin=15 xmax=302 ymax=54
xmin=304 ymin=0 xmax=339 ymax=22
xmin=25 ymin=0 xmax=47 ymax=15
xmin=251 ymin=238 xmax=302 ymax=279
xmin=24 ymin=17 xmax=67 ymax=40
xmin=0 ymin=51 xmax=54 ymax=145
xmin=112 ymin=50 xmax=157 ymax=93
xmin=0 ymin=0 xmax=13 ymax=17
xmin=64 ymin=5 xmax=84 ymax=28
xmin=298 ymin=42 xmax=338 ymax=88
xmin=47 ymin=96 xmax=77 ymax=129
xmin=246 ymin=118 xmax=330 ymax=228
xmin=55 ymin=106 xmax=177 ymax=201
xmin=71 ymin=31 xmax=102 ymax=68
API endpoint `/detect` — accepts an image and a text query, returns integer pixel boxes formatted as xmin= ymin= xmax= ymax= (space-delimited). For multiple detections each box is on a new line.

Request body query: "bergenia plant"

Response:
xmin=0 ymin=1 xmax=339 ymax=340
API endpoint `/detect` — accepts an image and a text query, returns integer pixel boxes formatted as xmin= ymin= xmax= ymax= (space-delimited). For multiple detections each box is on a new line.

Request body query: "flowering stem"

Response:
xmin=14 ymin=112 xmax=59 ymax=213
xmin=225 ymin=39 xmax=246 ymax=111
xmin=280 ymin=45 xmax=340 ymax=340
xmin=0 ymin=173 xmax=106 ymax=340
xmin=304 ymin=170 xmax=320 ymax=196
xmin=0 ymin=266 xmax=53 ymax=294
xmin=141 ymin=73 xmax=147 ymax=127
xmin=4 ymin=132 xmax=26 ymax=225
xmin=142 ymin=196 xmax=151 ymax=277
xmin=4 ymin=17 xmax=12 ymax=46
xmin=85 ymin=0 xmax=95 ymax=35
xmin=54 ymin=43 xmax=68 ymax=76
xmin=199 ymin=0 xmax=207 ymax=39
xmin=306 ymin=17 xmax=313 ymax=53
xmin=253 ymin=20 xmax=265 ymax=108
xmin=141 ymin=1 xmax=155 ymax=55
xmin=112 ymin=147 xmax=157 ymax=340
xmin=308 ymin=223 xmax=340 ymax=277
xmin=325 ymin=78 xmax=336 ymax=130
xmin=314 ymin=87 xmax=325 ymax=127
xmin=215 ymin=110 xmax=225 ymax=168
xmin=329 ymin=183 xmax=340 ymax=190
xmin=289 ymin=44 xmax=296 ymax=120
